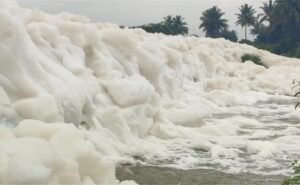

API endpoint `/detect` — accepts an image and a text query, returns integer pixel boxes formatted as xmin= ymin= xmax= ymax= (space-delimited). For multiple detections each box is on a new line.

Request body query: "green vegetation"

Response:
xmin=284 ymin=84 xmax=300 ymax=185
xmin=129 ymin=0 xmax=300 ymax=58
xmin=241 ymin=54 xmax=266 ymax=67
xmin=131 ymin=15 xmax=188 ymax=36
xmin=282 ymin=161 xmax=300 ymax=185
xmin=219 ymin=30 xmax=238 ymax=42
xmin=235 ymin=0 xmax=300 ymax=59
xmin=294 ymin=47 xmax=300 ymax=59
xmin=236 ymin=4 xmax=256 ymax=40
xmin=199 ymin=6 xmax=228 ymax=38
xmin=199 ymin=6 xmax=238 ymax=42
xmin=250 ymin=0 xmax=300 ymax=58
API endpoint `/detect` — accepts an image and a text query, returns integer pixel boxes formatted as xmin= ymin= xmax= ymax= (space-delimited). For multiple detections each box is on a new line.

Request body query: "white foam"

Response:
xmin=0 ymin=1 xmax=300 ymax=184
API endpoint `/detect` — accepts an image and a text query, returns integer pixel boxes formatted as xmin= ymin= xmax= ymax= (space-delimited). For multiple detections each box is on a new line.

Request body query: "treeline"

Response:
xmin=247 ymin=0 xmax=300 ymax=58
xmin=131 ymin=15 xmax=188 ymax=36
xmin=127 ymin=0 xmax=300 ymax=58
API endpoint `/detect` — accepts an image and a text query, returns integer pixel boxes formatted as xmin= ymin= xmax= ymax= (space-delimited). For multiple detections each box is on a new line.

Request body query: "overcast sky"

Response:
xmin=17 ymin=0 xmax=266 ymax=39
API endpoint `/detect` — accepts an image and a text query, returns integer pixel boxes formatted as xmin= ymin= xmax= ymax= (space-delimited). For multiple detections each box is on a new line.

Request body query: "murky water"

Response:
xmin=117 ymin=95 xmax=300 ymax=184
xmin=117 ymin=165 xmax=285 ymax=185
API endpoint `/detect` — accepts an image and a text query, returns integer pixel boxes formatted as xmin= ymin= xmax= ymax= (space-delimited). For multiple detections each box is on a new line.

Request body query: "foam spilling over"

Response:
xmin=1 ymin=1 xmax=300 ymax=184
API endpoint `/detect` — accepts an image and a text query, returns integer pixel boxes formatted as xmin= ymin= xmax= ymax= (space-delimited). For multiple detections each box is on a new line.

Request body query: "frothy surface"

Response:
xmin=0 ymin=1 xmax=300 ymax=184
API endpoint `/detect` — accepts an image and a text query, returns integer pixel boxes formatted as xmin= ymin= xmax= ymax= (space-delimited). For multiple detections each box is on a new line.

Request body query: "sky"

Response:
xmin=17 ymin=0 xmax=266 ymax=40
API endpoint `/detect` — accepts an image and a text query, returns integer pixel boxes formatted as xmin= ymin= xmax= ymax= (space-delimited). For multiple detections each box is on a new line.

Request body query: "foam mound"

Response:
xmin=1 ymin=1 xmax=300 ymax=184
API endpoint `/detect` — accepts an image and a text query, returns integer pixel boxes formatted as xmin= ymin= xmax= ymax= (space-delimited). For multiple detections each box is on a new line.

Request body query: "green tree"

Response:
xmin=172 ymin=15 xmax=189 ymax=35
xmin=236 ymin=4 xmax=257 ymax=40
xmin=260 ymin=0 xmax=275 ymax=24
xmin=219 ymin=30 xmax=238 ymax=42
xmin=244 ymin=0 xmax=300 ymax=58
xmin=162 ymin=15 xmax=174 ymax=34
xmin=251 ymin=20 xmax=264 ymax=36
xmin=199 ymin=6 xmax=228 ymax=38
xmin=250 ymin=15 xmax=268 ymax=39
xmin=271 ymin=0 xmax=300 ymax=44
xmin=132 ymin=15 xmax=189 ymax=36
xmin=134 ymin=23 xmax=165 ymax=34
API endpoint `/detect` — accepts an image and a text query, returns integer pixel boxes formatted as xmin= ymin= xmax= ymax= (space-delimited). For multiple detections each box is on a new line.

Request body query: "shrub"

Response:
xmin=241 ymin=54 xmax=267 ymax=68
xmin=282 ymin=161 xmax=300 ymax=185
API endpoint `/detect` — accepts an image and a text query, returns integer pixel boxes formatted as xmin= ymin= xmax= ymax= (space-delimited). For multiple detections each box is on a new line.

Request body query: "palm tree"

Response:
xmin=162 ymin=15 xmax=189 ymax=35
xmin=199 ymin=6 xmax=228 ymax=38
xmin=251 ymin=15 xmax=264 ymax=35
xmin=260 ymin=0 xmax=275 ymax=24
xmin=172 ymin=15 xmax=189 ymax=35
xmin=132 ymin=15 xmax=189 ymax=36
xmin=236 ymin=4 xmax=257 ymax=40
xmin=272 ymin=0 xmax=300 ymax=42
xmin=162 ymin=15 xmax=174 ymax=34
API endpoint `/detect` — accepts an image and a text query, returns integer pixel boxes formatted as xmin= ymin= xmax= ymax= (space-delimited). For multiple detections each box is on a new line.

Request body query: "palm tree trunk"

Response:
xmin=245 ymin=26 xmax=247 ymax=40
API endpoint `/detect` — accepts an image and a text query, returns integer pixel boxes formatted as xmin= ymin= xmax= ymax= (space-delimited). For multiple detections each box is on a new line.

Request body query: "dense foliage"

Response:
xmin=199 ymin=6 xmax=238 ymax=42
xmin=241 ymin=54 xmax=266 ymax=67
xmin=250 ymin=0 xmax=300 ymax=58
xmin=282 ymin=161 xmax=300 ymax=185
xmin=129 ymin=0 xmax=300 ymax=58
xmin=199 ymin=6 xmax=228 ymax=38
xmin=131 ymin=15 xmax=188 ymax=36
xmin=219 ymin=30 xmax=238 ymax=42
